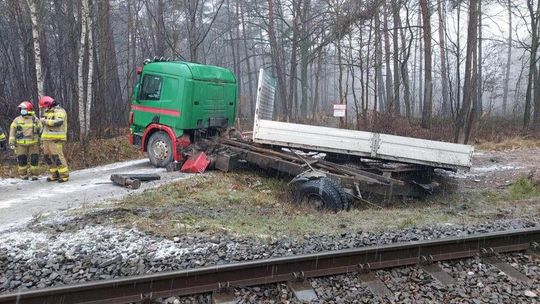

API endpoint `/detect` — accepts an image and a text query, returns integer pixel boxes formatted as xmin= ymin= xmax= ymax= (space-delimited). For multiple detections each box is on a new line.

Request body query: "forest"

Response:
xmin=0 ymin=0 xmax=538 ymax=144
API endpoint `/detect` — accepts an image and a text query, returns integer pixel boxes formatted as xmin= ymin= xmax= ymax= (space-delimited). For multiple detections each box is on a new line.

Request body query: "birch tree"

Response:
xmin=27 ymin=0 xmax=44 ymax=103
xmin=78 ymin=0 xmax=90 ymax=140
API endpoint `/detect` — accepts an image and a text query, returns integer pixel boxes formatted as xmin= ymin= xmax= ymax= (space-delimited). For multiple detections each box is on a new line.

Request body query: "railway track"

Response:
xmin=0 ymin=227 xmax=538 ymax=304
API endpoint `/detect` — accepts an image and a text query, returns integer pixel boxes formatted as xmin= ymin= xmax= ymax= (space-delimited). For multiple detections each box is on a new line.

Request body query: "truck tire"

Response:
xmin=147 ymin=132 xmax=173 ymax=168
xmin=295 ymin=177 xmax=345 ymax=212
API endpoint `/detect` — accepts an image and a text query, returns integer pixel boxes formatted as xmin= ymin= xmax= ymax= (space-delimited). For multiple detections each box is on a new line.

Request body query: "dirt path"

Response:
xmin=0 ymin=159 xmax=191 ymax=229
xmin=451 ymin=148 xmax=540 ymax=192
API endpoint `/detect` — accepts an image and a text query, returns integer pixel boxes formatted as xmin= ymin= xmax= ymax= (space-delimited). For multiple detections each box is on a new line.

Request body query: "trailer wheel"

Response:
xmin=147 ymin=132 xmax=173 ymax=168
xmin=296 ymin=177 xmax=344 ymax=212
xmin=324 ymin=178 xmax=352 ymax=211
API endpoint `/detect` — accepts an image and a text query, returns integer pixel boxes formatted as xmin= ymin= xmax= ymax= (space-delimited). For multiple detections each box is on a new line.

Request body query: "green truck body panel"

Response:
xmin=130 ymin=61 xmax=237 ymax=139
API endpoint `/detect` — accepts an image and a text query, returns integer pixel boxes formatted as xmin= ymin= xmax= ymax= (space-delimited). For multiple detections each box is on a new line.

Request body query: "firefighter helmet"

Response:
xmin=39 ymin=96 xmax=55 ymax=108
xmin=17 ymin=101 xmax=34 ymax=112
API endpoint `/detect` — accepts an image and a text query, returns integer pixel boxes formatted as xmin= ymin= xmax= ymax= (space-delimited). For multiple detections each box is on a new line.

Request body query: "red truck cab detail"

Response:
xmin=141 ymin=124 xmax=183 ymax=162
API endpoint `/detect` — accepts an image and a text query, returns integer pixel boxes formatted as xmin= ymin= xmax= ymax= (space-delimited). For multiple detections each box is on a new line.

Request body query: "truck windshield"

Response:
xmin=140 ymin=75 xmax=162 ymax=101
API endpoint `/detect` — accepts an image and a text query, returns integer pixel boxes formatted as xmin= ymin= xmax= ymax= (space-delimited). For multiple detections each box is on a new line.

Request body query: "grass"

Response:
xmin=96 ymin=170 xmax=540 ymax=240
xmin=507 ymin=177 xmax=540 ymax=201
xmin=475 ymin=137 xmax=540 ymax=151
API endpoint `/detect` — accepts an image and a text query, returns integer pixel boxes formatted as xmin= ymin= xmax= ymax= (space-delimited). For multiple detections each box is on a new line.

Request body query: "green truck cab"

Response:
xmin=129 ymin=60 xmax=237 ymax=167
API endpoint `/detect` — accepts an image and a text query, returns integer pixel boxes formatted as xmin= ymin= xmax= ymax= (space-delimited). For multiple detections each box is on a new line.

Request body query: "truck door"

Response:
xmin=133 ymin=74 xmax=164 ymax=129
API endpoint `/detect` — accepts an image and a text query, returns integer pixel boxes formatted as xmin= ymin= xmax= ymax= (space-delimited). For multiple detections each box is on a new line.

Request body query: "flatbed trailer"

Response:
xmin=252 ymin=69 xmax=473 ymax=171
xmin=213 ymin=69 xmax=474 ymax=211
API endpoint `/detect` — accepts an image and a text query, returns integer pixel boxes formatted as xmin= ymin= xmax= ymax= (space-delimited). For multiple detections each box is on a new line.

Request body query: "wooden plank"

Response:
xmin=110 ymin=174 xmax=141 ymax=189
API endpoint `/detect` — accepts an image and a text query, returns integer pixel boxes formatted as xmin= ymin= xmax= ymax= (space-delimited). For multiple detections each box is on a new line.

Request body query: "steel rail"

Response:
xmin=0 ymin=227 xmax=538 ymax=304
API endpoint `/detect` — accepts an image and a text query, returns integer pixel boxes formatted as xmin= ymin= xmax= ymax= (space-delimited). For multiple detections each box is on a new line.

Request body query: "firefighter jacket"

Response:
xmin=41 ymin=105 xmax=67 ymax=141
xmin=9 ymin=114 xmax=42 ymax=146
xmin=0 ymin=126 xmax=6 ymax=143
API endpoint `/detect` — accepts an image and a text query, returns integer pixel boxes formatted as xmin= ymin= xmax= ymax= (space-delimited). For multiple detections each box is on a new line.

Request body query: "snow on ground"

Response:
xmin=0 ymin=225 xmax=214 ymax=263
xmin=0 ymin=159 xmax=194 ymax=229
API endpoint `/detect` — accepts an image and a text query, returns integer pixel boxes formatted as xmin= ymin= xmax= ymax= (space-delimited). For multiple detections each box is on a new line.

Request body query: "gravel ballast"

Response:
xmin=0 ymin=217 xmax=538 ymax=303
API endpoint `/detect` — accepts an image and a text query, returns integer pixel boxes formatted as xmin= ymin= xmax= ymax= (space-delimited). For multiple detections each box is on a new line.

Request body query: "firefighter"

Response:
xmin=0 ymin=126 xmax=6 ymax=151
xmin=8 ymin=101 xmax=42 ymax=180
xmin=39 ymin=96 xmax=69 ymax=182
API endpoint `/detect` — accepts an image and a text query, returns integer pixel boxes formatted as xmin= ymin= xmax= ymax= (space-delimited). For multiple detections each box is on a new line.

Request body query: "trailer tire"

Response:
xmin=324 ymin=178 xmax=352 ymax=211
xmin=147 ymin=131 xmax=174 ymax=168
xmin=296 ymin=177 xmax=344 ymax=212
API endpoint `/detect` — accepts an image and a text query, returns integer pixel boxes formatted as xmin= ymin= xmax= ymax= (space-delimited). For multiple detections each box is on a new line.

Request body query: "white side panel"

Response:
xmin=256 ymin=119 xmax=373 ymax=154
xmin=254 ymin=119 xmax=473 ymax=169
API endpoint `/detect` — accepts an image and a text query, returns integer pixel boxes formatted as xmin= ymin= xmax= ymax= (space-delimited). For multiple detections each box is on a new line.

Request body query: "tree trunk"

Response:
xmin=391 ymin=0 xmax=400 ymax=116
xmin=418 ymin=10 xmax=423 ymax=117
xmin=399 ymin=4 xmax=413 ymax=121
xmin=383 ymin=2 xmax=394 ymax=114
xmin=524 ymin=0 xmax=540 ymax=128
xmin=420 ymin=0 xmax=432 ymax=129
xmin=27 ymin=0 xmax=44 ymax=102
xmin=267 ymin=0 xmax=288 ymax=120
xmin=78 ymin=0 xmax=89 ymax=140
xmin=455 ymin=0 xmax=479 ymax=144
xmin=299 ymin=0 xmax=311 ymax=118
xmin=240 ymin=4 xmax=255 ymax=117
xmin=374 ymin=6 xmax=385 ymax=111
xmin=287 ymin=0 xmax=302 ymax=120
xmin=502 ymin=0 xmax=512 ymax=116
xmin=86 ymin=0 xmax=94 ymax=137
xmin=438 ymin=0 xmax=450 ymax=117
xmin=476 ymin=0 xmax=483 ymax=117
xmin=155 ymin=0 xmax=167 ymax=56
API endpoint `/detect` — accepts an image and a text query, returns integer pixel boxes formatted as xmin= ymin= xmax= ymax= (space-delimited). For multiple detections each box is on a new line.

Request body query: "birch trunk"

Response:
xmin=78 ymin=0 xmax=89 ymax=140
xmin=85 ymin=1 xmax=94 ymax=137
xmin=27 ymin=0 xmax=44 ymax=101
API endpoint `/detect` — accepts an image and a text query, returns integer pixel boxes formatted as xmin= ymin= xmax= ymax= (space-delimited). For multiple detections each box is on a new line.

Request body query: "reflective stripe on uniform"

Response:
xmin=15 ymin=139 xmax=38 ymax=145
xmin=41 ymin=133 xmax=67 ymax=140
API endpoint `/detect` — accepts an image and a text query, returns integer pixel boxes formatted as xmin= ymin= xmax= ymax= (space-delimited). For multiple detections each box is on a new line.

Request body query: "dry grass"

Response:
xmin=475 ymin=137 xmax=540 ymax=151
xmin=96 ymin=170 xmax=540 ymax=240
xmin=0 ymin=135 xmax=144 ymax=178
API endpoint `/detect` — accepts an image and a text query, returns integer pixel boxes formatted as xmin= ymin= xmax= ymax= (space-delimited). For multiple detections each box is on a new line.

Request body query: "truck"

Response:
xmin=130 ymin=59 xmax=474 ymax=211
xmin=129 ymin=59 xmax=237 ymax=167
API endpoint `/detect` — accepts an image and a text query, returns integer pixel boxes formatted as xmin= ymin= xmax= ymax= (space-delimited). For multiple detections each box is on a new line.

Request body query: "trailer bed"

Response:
xmin=252 ymin=69 xmax=473 ymax=171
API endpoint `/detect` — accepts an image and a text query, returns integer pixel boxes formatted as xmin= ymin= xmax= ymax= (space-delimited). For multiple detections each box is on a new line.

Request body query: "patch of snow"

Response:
xmin=471 ymin=165 xmax=520 ymax=174
xmin=77 ymin=159 xmax=154 ymax=174
xmin=0 ymin=225 xmax=219 ymax=264
xmin=0 ymin=178 xmax=24 ymax=187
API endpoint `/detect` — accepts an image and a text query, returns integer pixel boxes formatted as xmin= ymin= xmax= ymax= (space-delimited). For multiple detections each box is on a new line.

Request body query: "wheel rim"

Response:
xmin=152 ymin=140 xmax=169 ymax=161
xmin=306 ymin=194 xmax=325 ymax=210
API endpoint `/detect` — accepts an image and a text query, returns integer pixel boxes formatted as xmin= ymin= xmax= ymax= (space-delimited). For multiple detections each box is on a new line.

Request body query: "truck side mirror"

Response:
xmin=133 ymin=83 xmax=140 ymax=101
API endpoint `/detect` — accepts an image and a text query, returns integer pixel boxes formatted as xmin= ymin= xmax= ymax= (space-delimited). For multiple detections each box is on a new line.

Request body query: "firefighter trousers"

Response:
xmin=42 ymin=141 xmax=69 ymax=181
xmin=15 ymin=145 xmax=40 ymax=179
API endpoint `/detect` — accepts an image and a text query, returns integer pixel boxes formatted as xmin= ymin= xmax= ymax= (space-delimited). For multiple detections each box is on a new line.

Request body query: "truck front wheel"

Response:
xmin=147 ymin=131 xmax=174 ymax=168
